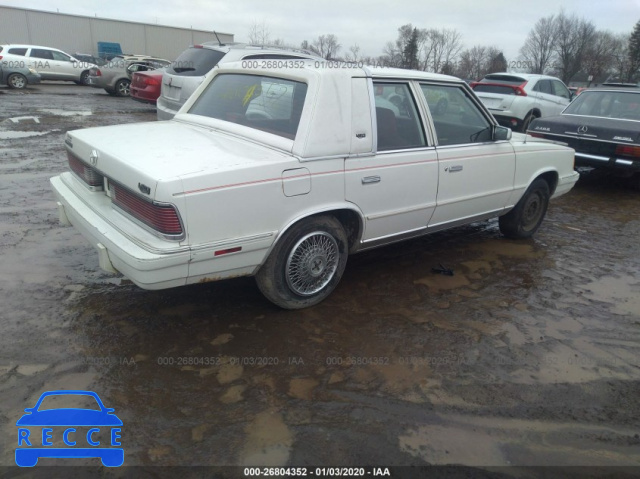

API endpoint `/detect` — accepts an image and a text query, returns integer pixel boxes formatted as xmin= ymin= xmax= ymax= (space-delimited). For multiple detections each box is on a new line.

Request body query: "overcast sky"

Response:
xmin=2 ymin=0 xmax=639 ymax=60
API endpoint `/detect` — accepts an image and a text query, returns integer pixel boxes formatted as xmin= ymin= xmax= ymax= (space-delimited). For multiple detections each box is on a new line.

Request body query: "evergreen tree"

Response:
xmin=628 ymin=19 xmax=640 ymax=82
xmin=402 ymin=28 xmax=420 ymax=70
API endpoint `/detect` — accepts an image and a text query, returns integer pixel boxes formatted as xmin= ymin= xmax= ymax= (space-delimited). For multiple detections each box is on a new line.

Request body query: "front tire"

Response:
xmin=7 ymin=73 xmax=27 ymax=89
xmin=499 ymin=178 xmax=550 ymax=239
xmin=256 ymin=216 xmax=348 ymax=309
xmin=114 ymin=79 xmax=130 ymax=97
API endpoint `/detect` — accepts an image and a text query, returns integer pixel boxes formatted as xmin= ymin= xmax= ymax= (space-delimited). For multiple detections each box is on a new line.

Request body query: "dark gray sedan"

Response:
xmin=0 ymin=64 xmax=41 ymax=89
xmin=528 ymin=88 xmax=640 ymax=173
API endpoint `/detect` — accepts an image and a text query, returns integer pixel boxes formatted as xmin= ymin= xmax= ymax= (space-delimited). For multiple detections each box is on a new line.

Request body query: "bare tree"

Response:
xmin=421 ymin=28 xmax=463 ymax=73
xmin=309 ymin=34 xmax=342 ymax=60
xmin=519 ymin=15 xmax=558 ymax=74
xmin=381 ymin=40 xmax=401 ymax=67
xmin=552 ymin=11 xmax=596 ymax=83
xmin=456 ymin=45 xmax=488 ymax=80
xmin=582 ymin=31 xmax=618 ymax=85
xmin=606 ymin=33 xmax=629 ymax=81
xmin=344 ymin=44 xmax=361 ymax=62
xmin=248 ymin=20 xmax=271 ymax=45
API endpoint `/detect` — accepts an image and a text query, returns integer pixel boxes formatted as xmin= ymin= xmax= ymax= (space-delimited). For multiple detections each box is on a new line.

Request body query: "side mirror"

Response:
xmin=493 ymin=125 xmax=512 ymax=141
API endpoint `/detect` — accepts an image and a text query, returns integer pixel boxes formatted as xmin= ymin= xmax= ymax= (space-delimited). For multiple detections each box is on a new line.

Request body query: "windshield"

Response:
xmin=189 ymin=73 xmax=308 ymax=140
xmin=563 ymin=90 xmax=640 ymax=120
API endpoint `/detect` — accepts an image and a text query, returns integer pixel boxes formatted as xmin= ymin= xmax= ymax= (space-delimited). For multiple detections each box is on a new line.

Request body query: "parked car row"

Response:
xmin=87 ymin=54 xmax=170 ymax=97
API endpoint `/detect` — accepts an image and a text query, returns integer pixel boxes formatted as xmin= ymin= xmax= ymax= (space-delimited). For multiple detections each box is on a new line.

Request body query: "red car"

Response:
xmin=130 ymin=69 xmax=164 ymax=104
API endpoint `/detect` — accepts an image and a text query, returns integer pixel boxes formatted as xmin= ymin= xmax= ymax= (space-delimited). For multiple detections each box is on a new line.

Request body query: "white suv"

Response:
xmin=0 ymin=44 xmax=96 ymax=85
xmin=157 ymin=43 xmax=320 ymax=120
xmin=471 ymin=73 xmax=572 ymax=132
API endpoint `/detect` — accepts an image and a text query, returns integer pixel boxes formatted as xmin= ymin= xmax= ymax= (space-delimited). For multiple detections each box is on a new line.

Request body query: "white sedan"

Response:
xmin=51 ymin=62 xmax=579 ymax=309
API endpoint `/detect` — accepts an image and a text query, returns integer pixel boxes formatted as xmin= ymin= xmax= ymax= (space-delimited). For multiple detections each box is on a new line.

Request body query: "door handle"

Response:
xmin=361 ymin=175 xmax=381 ymax=184
xmin=445 ymin=165 xmax=463 ymax=173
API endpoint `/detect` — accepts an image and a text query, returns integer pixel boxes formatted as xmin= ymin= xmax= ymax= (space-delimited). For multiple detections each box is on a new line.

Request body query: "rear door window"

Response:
xmin=8 ymin=48 xmax=27 ymax=56
xmin=533 ymin=80 xmax=552 ymax=94
xmin=30 ymin=49 xmax=54 ymax=60
xmin=373 ymin=82 xmax=426 ymax=151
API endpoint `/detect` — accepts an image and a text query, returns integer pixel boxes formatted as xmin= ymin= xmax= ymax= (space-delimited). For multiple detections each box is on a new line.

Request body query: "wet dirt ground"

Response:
xmin=0 ymin=83 xmax=639 ymax=475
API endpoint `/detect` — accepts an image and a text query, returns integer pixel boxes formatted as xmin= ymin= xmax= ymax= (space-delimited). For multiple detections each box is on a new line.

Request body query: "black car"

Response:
xmin=528 ymin=88 xmax=640 ymax=173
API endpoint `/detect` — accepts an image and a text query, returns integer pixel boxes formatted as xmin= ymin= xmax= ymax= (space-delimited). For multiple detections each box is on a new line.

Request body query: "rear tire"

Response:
xmin=499 ymin=178 xmax=550 ymax=239
xmin=7 ymin=73 xmax=27 ymax=89
xmin=114 ymin=79 xmax=130 ymax=97
xmin=256 ymin=216 xmax=348 ymax=309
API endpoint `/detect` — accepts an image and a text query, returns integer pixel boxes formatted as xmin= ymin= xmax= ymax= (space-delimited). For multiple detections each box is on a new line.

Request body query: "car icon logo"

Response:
xmin=15 ymin=390 xmax=123 ymax=467
xmin=577 ymin=125 xmax=588 ymax=134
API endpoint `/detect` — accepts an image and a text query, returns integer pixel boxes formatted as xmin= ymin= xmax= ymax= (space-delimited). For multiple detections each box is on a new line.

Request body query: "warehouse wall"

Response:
xmin=0 ymin=6 xmax=234 ymax=60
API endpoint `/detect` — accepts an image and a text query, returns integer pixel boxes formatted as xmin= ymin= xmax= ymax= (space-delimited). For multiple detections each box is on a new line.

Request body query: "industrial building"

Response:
xmin=0 ymin=5 xmax=234 ymax=60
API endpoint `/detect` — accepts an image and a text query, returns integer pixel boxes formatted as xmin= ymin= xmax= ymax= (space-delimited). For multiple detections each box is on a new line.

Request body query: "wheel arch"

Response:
xmin=528 ymin=108 xmax=542 ymax=119
xmin=262 ymin=205 xmax=365 ymax=268
xmin=537 ymin=170 xmax=559 ymax=195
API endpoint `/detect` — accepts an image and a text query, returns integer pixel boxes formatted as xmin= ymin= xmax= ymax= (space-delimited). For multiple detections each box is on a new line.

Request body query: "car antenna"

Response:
xmin=213 ymin=31 xmax=224 ymax=46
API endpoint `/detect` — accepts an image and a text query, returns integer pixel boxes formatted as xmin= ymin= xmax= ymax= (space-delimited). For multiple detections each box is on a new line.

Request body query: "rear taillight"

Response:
xmin=143 ymin=77 xmax=160 ymax=86
xmin=110 ymin=183 xmax=183 ymax=237
xmin=514 ymin=84 xmax=527 ymax=96
xmin=95 ymin=69 xmax=102 ymax=76
xmin=615 ymin=145 xmax=640 ymax=158
xmin=68 ymin=152 xmax=103 ymax=189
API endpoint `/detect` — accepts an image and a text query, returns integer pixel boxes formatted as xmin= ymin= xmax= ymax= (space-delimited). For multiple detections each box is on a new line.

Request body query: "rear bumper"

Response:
xmin=156 ymin=97 xmax=179 ymax=120
xmin=50 ymin=173 xmax=189 ymax=289
xmin=575 ymin=152 xmax=640 ymax=171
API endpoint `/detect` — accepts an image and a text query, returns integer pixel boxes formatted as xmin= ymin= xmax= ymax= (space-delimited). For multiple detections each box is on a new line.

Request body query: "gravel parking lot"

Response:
xmin=0 ymin=83 xmax=639 ymax=475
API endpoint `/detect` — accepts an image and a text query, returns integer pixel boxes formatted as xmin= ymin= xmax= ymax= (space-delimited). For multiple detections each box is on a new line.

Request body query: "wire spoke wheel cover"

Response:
xmin=286 ymin=232 xmax=339 ymax=296
xmin=255 ymin=215 xmax=348 ymax=309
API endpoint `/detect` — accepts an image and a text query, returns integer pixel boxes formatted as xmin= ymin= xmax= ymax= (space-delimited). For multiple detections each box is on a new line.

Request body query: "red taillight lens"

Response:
xmin=94 ymin=69 xmax=102 ymax=76
xmin=110 ymin=183 xmax=183 ymax=237
xmin=514 ymin=85 xmax=527 ymax=96
xmin=68 ymin=152 xmax=103 ymax=188
xmin=615 ymin=145 xmax=640 ymax=158
xmin=528 ymin=132 xmax=544 ymax=138
xmin=143 ymin=77 xmax=160 ymax=86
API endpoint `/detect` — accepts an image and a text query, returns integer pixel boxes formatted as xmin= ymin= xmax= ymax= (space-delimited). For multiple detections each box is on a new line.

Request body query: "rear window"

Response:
xmin=168 ymin=47 xmax=226 ymax=76
xmin=472 ymin=84 xmax=518 ymax=95
xmin=189 ymin=73 xmax=308 ymax=139
xmin=564 ymin=91 xmax=640 ymax=120
xmin=8 ymin=48 xmax=27 ymax=56
xmin=481 ymin=74 xmax=526 ymax=85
